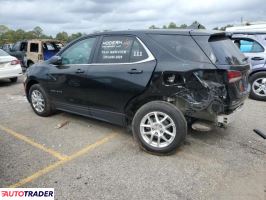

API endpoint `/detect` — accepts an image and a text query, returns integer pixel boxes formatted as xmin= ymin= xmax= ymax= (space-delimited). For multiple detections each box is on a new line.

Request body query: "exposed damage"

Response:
xmin=163 ymin=70 xmax=229 ymax=126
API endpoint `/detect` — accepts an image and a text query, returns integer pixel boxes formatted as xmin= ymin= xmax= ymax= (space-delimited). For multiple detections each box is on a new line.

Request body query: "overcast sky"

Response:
xmin=0 ymin=0 xmax=265 ymax=36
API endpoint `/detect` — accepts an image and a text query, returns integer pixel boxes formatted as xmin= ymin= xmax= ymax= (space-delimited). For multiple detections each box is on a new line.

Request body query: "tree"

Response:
xmin=33 ymin=26 xmax=43 ymax=38
xmin=189 ymin=21 xmax=206 ymax=29
xmin=149 ymin=25 xmax=159 ymax=29
xmin=68 ymin=32 xmax=83 ymax=42
xmin=168 ymin=22 xmax=177 ymax=29
xmin=56 ymin=31 xmax=68 ymax=41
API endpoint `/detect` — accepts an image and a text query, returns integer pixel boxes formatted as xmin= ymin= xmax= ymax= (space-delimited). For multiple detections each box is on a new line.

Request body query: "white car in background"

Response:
xmin=0 ymin=49 xmax=22 ymax=82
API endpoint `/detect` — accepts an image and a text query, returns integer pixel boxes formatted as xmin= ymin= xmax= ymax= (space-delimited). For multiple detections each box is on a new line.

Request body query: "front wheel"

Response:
xmin=132 ymin=101 xmax=187 ymax=155
xmin=29 ymin=84 xmax=54 ymax=116
xmin=250 ymin=72 xmax=266 ymax=101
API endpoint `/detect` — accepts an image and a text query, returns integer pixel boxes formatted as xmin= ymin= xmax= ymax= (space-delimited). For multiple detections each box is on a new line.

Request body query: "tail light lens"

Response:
xmin=10 ymin=60 xmax=20 ymax=65
xmin=227 ymin=70 xmax=242 ymax=83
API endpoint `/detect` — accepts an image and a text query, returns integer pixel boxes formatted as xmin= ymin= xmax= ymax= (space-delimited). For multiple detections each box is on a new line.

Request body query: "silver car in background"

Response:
xmin=231 ymin=32 xmax=266 ymax=101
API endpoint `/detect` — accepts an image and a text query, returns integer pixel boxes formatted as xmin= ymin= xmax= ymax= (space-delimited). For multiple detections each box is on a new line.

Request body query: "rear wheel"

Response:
xmin=250 ymin=72 xmax=266 ymax=101
xmin=10 ymin=77 xmax=18 ymax=82
xmin=29 ymin=84 xmax=54 ymax=116
xmin=132 ymin=101 xmax=187 ymax=154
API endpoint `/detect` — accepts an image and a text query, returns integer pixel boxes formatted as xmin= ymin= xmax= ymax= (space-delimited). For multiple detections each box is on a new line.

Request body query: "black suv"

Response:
xmin=24 ymin=30 xmax=250 ymax=154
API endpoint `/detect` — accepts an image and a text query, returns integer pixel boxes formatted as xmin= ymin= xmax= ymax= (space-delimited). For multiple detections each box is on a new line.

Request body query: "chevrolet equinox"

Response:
xmin=24 ymin=30 xmax=250 ymax=154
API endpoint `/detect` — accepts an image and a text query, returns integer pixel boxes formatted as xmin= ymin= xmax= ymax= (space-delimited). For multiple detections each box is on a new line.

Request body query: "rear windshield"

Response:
xmin=193 ymin=35 xmax=247 ymax=65
xmin=149 ymin=34 xmax=210 ymax=63
xmin=0 ymin=49 xmax=9 ymax=56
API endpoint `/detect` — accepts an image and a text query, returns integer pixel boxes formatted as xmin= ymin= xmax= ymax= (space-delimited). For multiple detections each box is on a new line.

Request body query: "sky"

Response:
xmin=0 ymin=0 xmax=265 ymax=36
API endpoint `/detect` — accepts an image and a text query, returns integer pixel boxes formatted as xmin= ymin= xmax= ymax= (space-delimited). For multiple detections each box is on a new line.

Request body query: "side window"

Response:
xmin=61 ymin=37 xmax=96 ymax=65
xmin=97 ymin=36 xmax=134 ymax=63
xmin=149 ymin=34 xmax=210 ymax=63
xmin=12 ymin=42 xmax=20 ymax=51
xmin=238 ymin=39 xmax=264 ymax=53
xmin=130 ymin=39 xmax=148 ymax=62
xmin=21 ymin=42 xmax=27 ymax=51
xmin=30 ymin=43 xmax=39 ymax=52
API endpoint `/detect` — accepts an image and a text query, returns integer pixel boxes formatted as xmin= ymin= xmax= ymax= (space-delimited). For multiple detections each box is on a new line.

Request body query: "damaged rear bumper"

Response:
xmin=216 ymin=105 xmax=243 ymax=126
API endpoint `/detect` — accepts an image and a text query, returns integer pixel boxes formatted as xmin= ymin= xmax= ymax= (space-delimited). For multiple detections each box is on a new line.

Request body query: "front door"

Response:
xmin=47 ymin=37 xmax=97 ymax=114
xmin=86 ymin=35 xmax=156 ymax=124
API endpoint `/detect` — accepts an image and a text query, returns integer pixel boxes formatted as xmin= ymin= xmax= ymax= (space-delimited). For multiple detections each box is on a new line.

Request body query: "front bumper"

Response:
xmin=216 ymin=105 xmax=243 ymax=126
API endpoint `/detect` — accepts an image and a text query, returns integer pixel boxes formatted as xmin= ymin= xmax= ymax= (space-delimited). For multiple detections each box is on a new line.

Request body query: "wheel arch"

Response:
xmin=25 ymin=79 xmax=39 ymax=101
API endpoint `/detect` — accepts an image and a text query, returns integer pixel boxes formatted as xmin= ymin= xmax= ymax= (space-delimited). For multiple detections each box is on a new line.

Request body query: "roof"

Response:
xmin=89 ymin=29 xmax=223 ymax=36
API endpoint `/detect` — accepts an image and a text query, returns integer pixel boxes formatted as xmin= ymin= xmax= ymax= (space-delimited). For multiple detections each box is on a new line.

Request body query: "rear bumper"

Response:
xmin=216 ymin=105 xmax=243 ymax=126
xmin=0 ymin=65 xmax=23 ymax=79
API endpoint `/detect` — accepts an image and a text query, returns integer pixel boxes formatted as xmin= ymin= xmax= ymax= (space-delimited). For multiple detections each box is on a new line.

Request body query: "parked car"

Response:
xmin=230 ymin=32 xmax=266 ymax=101
xmin=8 ymin=39 xmax=63 ymax=68
xmin=0 ymin=49 xmax=22 ymax=82
xmin=24 ymin=30 xmax=250 ymax=154
xmin=1 ymin=43 xmax=13 ymax=52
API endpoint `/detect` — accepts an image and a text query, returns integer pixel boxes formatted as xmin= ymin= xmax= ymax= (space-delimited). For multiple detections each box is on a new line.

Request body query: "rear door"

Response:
xmin=86 ymin=35 xmax=156 ymax=123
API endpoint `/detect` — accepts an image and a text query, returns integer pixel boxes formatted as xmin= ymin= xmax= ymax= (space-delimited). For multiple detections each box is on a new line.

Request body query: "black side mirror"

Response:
xmin=49 ymin=56 xmax=62 ymax=65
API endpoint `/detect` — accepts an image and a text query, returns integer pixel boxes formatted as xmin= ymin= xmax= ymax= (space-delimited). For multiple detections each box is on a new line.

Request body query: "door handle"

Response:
xmin=127 ymin=68 xmax=143 ymax=74
xmin=251 ymin=57 xmax=264 ymax=61
xmin=75 ymin=69 xmax=85 ymax=74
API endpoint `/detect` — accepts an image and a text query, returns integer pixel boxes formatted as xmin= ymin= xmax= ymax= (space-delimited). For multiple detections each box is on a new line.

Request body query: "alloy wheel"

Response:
xmin=140 ymin=111 xmax=176 ymax=148
xmin=31 ymin=90 xmax=45 ymax=113
xmin=252 ymin=78 xmax=266 ymax=97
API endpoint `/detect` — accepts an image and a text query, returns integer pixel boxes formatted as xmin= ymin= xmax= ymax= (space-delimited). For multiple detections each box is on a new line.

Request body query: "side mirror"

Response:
xmin=49 ymin=56 xmax=62 ymax=65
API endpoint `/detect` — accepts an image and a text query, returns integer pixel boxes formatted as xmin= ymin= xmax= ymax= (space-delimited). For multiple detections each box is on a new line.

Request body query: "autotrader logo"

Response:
xmin=0 ymin=188 xmax=54 ymax=199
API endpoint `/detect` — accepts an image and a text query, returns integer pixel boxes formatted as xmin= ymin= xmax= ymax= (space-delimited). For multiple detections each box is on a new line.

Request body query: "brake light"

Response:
xmin=227 ymin=70 xmax=242 ymax=83
xmin=10 ymin=60 xmax=20 ymax=65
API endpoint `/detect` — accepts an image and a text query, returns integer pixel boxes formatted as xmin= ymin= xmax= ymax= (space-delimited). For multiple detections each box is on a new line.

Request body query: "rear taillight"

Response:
xmin=10 ymin=60 xmax=20 ymax=65
xmin=227 ymin=70 xmax=242 ymax=83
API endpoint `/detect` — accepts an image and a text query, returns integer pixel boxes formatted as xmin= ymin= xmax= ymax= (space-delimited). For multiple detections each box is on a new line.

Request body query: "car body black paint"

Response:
xmin=24 ymin=29 xmax=250 ymax=126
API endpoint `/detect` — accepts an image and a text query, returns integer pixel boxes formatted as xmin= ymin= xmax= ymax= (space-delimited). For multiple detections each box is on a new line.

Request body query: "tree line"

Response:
xmin=0 ymin=22 xmax=234 ymax=46
xmin=0 ymin=25 xmax=84 ymax=46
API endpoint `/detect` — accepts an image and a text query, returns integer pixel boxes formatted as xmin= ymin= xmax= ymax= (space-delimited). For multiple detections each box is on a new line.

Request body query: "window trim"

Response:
xmin=92 ymin=37 xmax=155 ymax=65
xmin=235 ymin=37 xmax=265 ymax=53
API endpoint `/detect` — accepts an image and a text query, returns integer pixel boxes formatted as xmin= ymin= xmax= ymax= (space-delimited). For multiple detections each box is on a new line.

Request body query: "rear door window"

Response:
xmin=96 ymin=36 xmax=134 ymax=63
xmin=149 ymin=34 xmax=210 ymax=63
xmin=130 ymin=39 xmax=148 ymax=62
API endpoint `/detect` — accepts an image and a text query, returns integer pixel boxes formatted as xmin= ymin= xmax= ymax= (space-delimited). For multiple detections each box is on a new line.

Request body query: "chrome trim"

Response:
xmin=63 ymin=37 xmax=155 ymax=66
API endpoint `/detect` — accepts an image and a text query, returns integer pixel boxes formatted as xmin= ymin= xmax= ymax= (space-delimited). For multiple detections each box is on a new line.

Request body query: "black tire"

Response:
xmin=10 ymin=77 xmax=18 ymax=82
xmin=29 ymin=84 xmax=54 ymax=117
xmin=249 ymin=72 xmax=266 ymax=101
xmin=27 ymin=61 xmax=34 ymax=68
xmin=132 ymin=101 xmax=187 ymax=155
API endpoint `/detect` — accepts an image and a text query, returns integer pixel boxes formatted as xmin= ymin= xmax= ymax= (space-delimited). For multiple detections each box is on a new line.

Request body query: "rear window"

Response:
xmin=0 ymin=49 xmax=9 ymax=56
xmin=149 ymin=34 xmax=210 ymax=63
xmin=194 ymin=36 xmax=247 ymax=65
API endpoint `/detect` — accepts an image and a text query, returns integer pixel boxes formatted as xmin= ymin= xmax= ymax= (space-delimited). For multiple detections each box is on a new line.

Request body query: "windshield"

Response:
xmin=0 ymin=49 xmax=9 ymax=56
xmin=193 ymin=35 xmax=247 ymax=65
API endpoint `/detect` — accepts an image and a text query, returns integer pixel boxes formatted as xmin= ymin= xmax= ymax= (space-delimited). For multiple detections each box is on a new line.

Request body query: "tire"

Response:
xmin=27 ymin=61 xmax=34 ymax=68
xmin=132 ymin=101 xmax=187 ymax=155
xmin=29 ymin=84 xmax=54 ymax=117
xmin=249 ymin=72 xmax=266 ymax=101
xmin=10 ymin=77 xmax=18 ymax=82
